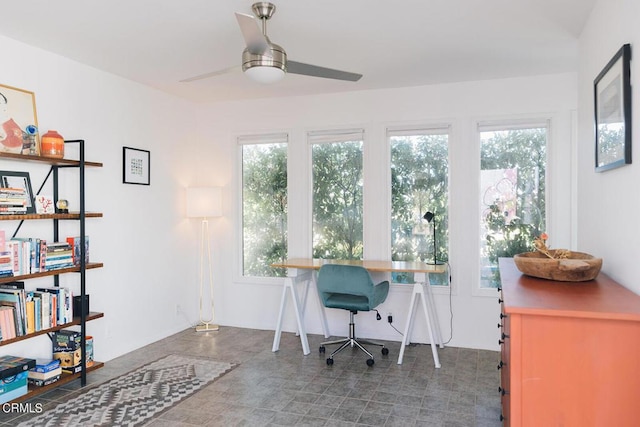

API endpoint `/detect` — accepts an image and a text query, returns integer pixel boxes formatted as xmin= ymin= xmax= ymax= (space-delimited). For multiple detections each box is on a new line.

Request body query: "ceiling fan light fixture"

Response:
xmin=244 ymin=65 xmax=285 ymax=83
xmin=242 ymin=41 xmax=286 ymax=84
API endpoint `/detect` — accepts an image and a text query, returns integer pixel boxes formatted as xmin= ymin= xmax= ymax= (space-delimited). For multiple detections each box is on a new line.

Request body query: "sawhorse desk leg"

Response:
xmin=397 ymin=273 xmax=442 ymax=368
xmin=272 ymin=269 xmax=312 ymax=355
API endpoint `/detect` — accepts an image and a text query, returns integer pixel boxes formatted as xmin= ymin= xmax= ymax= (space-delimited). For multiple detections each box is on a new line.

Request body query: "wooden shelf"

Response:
xmin=0 ymin=263 xmax=103 ymax=284
xmin=0 ymin=212 xmax=102 ymax=221
xmin=12 ymin=362 xmax=105 ymax=403
xmin=0 ymin=312 xmax=104 ymax=346
xmin=0 ymin=151 xmax=102 ymax=167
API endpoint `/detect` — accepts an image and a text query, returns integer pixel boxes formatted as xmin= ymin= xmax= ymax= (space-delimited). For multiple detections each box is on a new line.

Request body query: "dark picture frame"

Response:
xmin=0 ymin=170 xmax=36 ymax=214
xmin=594 ymin=43 xmax=632 ymax=172
xmin=122 ymin=147 xmax=150 ymax=185
xmin=0 ymin=83 xmax=41 ymax=155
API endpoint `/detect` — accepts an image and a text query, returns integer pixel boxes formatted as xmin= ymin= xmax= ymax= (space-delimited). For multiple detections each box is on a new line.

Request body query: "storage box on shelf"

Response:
xmin=0 ymin=141 xmax=104 ymax=402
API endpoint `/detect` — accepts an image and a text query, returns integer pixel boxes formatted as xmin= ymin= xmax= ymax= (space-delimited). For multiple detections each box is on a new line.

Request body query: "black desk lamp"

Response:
xmin=423 ymin=211 xmax=440 ymax=265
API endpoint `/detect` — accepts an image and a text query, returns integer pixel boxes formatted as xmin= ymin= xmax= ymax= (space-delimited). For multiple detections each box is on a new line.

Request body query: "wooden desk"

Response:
xmin=498 ymin=258 xmax=640 ymax=426
xmin=270 ymin=258 xmax=448 ymax=368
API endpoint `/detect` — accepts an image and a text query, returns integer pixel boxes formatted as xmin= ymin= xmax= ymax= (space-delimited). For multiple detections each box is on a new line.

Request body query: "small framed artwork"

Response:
xmin=0 ymin=83 xmax=40 ymax=155
xmin=594 ymin=43 xmax=632 ymax=172
xmin=123 ymin=147 xmax=150 ymax=185
xmin=0 ymin=170 xmax=36 ymax=214
xmin=35 ymin=195 xmax=55 ymax=214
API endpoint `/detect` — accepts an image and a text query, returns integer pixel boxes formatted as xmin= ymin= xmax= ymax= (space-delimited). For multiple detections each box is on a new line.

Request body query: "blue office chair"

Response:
xmin=317 ymin=264 xmax=390 ymax=366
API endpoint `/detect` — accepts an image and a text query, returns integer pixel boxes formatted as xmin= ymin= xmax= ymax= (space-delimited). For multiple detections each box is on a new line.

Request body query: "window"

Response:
xmin=240 ymin=134 xmax=288 ymax=277
xmin=310 ymin=129 xmax=364 ymax=260
xmin=389 ymin=126 xmax=449 ymax=285
xmin=479 ymin=122 xmax=547 ymax=288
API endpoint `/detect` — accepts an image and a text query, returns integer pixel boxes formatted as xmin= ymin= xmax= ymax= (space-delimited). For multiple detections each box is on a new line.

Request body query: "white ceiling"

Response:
xmin=0 ymin=0 xmax=595 ymax=104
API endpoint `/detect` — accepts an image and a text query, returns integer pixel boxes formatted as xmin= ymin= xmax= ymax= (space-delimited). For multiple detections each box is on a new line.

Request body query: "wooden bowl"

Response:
xmin=513 ymin=250 xmax=602 ymax=282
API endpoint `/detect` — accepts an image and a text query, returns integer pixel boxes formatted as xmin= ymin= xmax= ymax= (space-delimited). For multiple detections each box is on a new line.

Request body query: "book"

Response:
xmin=28 ymin=366 xmax=62 ymax=380
xmin=28 ymin=374 xmax=61 ymax=387
xmin=0 ymin=304 xmax=18 ymax=339
xmin=31 ymin=359 xmax=60 ymax=374
xmin=25 ymin=298 xmax=35 ymax=334
xmin=0 ymin=281 xmax=25 ymax=290
xmin=66 ymin=236 xmax=89 ymax=266
xmin=0 ymin=306 xmax=15 ymax=340
xmin=0 ymin=289 xmax=26 ymax=336
xmin=32 ymin=290 xmax=51 ymax=330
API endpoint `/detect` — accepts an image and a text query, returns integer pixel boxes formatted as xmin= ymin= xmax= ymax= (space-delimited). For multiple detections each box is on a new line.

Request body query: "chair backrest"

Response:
xmin=317 ymin=264 xmax=390 ymax=311
xmin=317 ymin=264 xmax=375 ymax=298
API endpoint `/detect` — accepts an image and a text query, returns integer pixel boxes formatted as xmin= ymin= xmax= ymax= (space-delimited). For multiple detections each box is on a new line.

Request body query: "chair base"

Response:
xmin=320 ymin=311 xmax=388 ymax=366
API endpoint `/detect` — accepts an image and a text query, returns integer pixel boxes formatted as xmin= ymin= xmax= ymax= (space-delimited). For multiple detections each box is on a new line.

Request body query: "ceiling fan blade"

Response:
xmin=180 ymin=65 xmax=241 ymax=83
xmin=287 ymin=60 xmax=362 ymax=82
xmin=235 ymin=12 xmax=271 ymax=56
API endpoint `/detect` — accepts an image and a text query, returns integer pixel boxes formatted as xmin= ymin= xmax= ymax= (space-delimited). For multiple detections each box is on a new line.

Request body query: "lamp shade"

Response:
xmin=186 ymin=187 xmax=222 ymax=218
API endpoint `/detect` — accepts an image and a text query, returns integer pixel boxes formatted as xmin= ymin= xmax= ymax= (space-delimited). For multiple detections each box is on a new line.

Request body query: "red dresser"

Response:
xmin=498 ymin=257 xmax=640 ymax=426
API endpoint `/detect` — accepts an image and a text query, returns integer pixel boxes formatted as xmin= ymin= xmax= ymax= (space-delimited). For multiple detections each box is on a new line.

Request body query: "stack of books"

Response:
xmin=0 ymin=251 xmax=14 ymax=278
xmin=44 ymin=242 xmax=74 ymax=271
xmin=0 ymin=282 xmax=74 ymax=340
xmin=0 ymin=188 xmax=27 ymax=215
xmin=28 ymin=359 xmax=62 ymax=387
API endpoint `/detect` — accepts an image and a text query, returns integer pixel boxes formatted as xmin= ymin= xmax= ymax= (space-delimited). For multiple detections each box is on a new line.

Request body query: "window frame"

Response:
xmin=235 ymin=132 xmax=290 ymax=284
xmin=308 ymin=128 xmax=365 ymax=261
xmin=387 ymin=124 xmax=452 ymax=287
xmin=474 ymin=117 xmax=551 ymax=296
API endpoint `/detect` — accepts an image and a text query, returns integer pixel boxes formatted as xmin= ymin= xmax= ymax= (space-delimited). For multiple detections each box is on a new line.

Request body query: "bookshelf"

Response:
xmin=0 ymin=140 xmax=103 ymax=402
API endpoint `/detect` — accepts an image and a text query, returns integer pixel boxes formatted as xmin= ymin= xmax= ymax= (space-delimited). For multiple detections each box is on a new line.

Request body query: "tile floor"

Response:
xmin=3 ymin=327 xmax=502 ymax=426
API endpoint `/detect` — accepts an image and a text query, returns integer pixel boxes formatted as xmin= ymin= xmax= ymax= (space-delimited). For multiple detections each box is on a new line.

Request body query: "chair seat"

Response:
xmin=324 ymin=293 xmax=370 ymax=312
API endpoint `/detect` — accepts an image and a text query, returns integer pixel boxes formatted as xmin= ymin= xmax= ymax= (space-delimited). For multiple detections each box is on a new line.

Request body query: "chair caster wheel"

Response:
xmin=326 ymin=358 xmax=334 ymax=366
xmin=381 ymin=347 xmax=389 ymax=356
xmin=366 ymin=358 xmax=375 ymax=367
xmin=319 ymin=346 xmax=325 ymax=353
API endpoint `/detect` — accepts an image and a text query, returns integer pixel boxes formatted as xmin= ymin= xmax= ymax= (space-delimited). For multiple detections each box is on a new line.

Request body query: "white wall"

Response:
xmin=0 ymin=35 xmax=202 ymax=362
xmin=0 ymin=32 xmax=583 ymax=358
xmin=197 ymin=73 xmax=577 ymax=351
xmin=577 ymin=0 xmax=640 ymax=293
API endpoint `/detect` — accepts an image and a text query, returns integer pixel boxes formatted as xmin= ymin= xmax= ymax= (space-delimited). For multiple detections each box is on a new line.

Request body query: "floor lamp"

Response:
xmin=187 ymin=187 xmax=222 ymax=332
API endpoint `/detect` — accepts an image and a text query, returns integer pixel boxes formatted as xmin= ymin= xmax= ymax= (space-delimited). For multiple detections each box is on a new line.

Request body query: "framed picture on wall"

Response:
xmin=123 ymin=146 xmax=150 ymax=185
xmin=594 ymin=43 xmax=632 ymax=172
xmin=0 ymin=83 xmax=40 ymax=155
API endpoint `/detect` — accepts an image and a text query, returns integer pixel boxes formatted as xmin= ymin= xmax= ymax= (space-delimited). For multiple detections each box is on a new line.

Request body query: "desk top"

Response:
xmin=271 ymin=258 xmax=448 ymax=274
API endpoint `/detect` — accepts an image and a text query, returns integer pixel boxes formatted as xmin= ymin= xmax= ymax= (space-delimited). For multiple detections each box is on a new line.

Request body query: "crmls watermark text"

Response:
xmin=2 ymin=402 xmax=43 ymax=413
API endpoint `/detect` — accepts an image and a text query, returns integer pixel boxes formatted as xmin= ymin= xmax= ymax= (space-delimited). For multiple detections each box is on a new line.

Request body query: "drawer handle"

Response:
xmin=497 ymin=323 xmax=502 ymax=329
xmin=498 ymin=298 xmax=503 ymax=304
xmin=500 ymin=414 xmax=505 ymax=422
xmin=497 ymin=286 xmax=502 ymax=292
xmin=500 ymin=313 xmax=508 ymax=319
xmin=497 ymin=360 xmax=506 ymax=370
xmin=498 ymin=339 xmax=504 ymax=345
xmin=501 ymin=332 xmax=509 ymax=340
xmin=499 ymin=386 xmax=509 ymax=396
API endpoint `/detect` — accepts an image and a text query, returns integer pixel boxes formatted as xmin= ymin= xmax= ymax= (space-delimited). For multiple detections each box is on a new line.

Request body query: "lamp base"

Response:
xmin=195 ymin=323 xmax=219 ymax=332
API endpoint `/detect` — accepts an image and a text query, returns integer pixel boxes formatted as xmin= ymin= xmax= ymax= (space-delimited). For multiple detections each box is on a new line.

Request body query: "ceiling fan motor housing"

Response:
xmin=242 ymin=41 xmax=286 ymax=72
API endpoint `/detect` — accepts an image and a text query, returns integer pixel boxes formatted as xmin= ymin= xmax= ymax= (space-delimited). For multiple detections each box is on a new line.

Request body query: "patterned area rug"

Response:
xmin=19 ymin=354 xmax=236 ymax=427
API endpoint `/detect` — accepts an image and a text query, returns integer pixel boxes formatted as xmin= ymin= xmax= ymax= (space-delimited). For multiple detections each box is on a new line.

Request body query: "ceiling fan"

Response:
xmin=181 ymin=2 xmax=362 ymax=84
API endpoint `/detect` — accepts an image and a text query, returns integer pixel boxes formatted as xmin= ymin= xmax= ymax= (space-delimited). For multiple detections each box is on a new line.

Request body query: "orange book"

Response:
xmin=25 ymin=300 xmax=35 ymax=334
